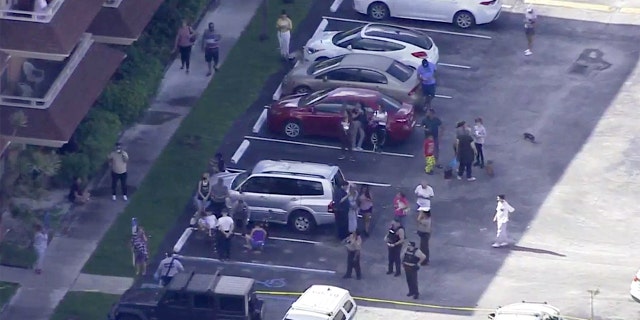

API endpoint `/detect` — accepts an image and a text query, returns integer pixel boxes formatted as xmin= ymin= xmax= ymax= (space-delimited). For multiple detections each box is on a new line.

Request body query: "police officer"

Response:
xmin=402 ymin=241 xmax=426 ymax=299
xmin=154 ymin=252 xmax=185 ymax=286
xmin=384 ymin=219 xmax=405 ymax=276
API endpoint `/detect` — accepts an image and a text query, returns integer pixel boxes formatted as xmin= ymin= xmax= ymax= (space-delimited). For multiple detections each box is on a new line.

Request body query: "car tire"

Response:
xmin=283 ymin=120 xmax=302 ymax=138
xmin=293 ymin=85 xmax=312 ymax=95
xmin=454 ymin=11 xmax=475 ymax=29
xmin=289 ymin=210 xmax=316 ymax=233
xmin=368 ymin=2 xmax=389 ymax=20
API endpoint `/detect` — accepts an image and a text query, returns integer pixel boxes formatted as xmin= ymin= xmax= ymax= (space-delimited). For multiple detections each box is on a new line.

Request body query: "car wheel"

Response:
xmin=293 ymin=86 xmax=312 ymax=95
xmin=289 ymin=210 xmax=316 ymax=233
xmin=368 ymin=2 xmax=389 ymax=20
xmin=454 ymin=11 xmax=475 ymax=29
xmin=283 ymin=120 xmax=302 ymax=138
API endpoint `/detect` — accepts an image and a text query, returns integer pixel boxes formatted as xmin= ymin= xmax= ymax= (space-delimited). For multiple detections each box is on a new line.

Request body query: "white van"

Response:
xmin=283 ymin=285 xmax=357 ymax=320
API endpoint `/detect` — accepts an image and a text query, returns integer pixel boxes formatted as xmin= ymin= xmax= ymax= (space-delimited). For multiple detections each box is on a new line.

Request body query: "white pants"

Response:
xmin=495 ymin=221 xmax=509 ymax=243
xmin=35 ymin=246 xmax=46 ymax=269
xmin=277 ymin=31 xmax=291 ymax=58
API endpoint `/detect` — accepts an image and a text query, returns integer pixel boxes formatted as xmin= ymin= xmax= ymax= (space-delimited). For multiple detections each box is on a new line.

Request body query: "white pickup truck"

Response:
xmin=488 ymin=302 xmax=564 ymax=320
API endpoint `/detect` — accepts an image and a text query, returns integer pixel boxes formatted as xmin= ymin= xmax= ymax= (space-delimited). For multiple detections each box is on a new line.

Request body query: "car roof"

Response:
xmin=339 ymin=53 xmax=395 ymax=69
xmin=167 ymin=272 xmax=219 ymax=293
xmin=363 ymin=23 xmax=423 ymax=39
xmin=252 ymin=160 xmax=339 ymax=180
xmin=290 ymin=285 xmax=351 ymax=316
xmin=214 ymin=276 xmax=254 ymax=296
xmin=495 ymin=302 xmax=561 ymax=319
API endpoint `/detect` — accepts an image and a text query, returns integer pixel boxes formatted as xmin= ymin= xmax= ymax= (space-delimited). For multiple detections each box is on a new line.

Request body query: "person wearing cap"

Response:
xmin=108 ymin=142 xmax=129 ymax=201
xmin=524 ymin=6 xmax=537 ymax=56
xmin=402 ymin=241 xmax=426 ymax=299
xmin=154 ymin=252 xmax=185 ymax=286
xmin=417 ymin=58 xmax=437 ymax=111
xmin=493 ymin=194 xmax=515 ymax=248
xmin=384 ymin=219 xmax=405 ymax=277
xmin=416 ymin=208 xmax=431 ymax=265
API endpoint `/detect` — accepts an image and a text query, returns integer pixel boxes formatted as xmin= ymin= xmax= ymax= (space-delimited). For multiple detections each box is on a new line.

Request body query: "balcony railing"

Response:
xmin=102 ymin=0 xmax=123 ymax=8
xmin=0 ymin=0 xmax=65 ymax=23
xmin=0 ymin=33 xmax=93 ymax=109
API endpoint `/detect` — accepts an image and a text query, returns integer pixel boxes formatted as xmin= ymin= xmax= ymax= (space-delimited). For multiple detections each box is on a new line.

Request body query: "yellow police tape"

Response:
xmin=255 ymin=290 xmax=589 ymax=320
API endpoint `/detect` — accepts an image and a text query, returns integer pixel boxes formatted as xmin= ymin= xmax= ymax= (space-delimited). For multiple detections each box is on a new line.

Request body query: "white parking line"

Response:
xmin=322 ymin=16 xmax=493 ymax=40
xmin=232 ymin=232 xmax=321 ymax=245
xmin=178 ymin=255 xmax=337 ymax=274
xmin=501 ymin=4 xmax=513 ymax=8
xmin=330 ymin=0 xmax=344 ymax=13
xmin=350 ymin=180 xmax=391 ymax=187
xmin=313 ymin=19 xmax=329 ymax=39
xmin=244 ymin=135 xmax=415 ymax=158
xmin=436 ymin=94 xmax=453 ymax=99
xmin=231 ymin=139 xmax=251 ymax=164
xmin=273 ymin=60 xmax=301 ymax=101
xmin=438 ymin=62 xmax=472 ymax=69
xmin=252 ymin=108 xmax=269 ymax=133
xmin=173 ymin=227 xmax=194 ymax=253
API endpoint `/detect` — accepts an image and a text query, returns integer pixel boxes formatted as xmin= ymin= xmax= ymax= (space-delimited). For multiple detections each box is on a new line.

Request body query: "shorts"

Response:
xmin=250 ymin=239 xmax=265 ymax=250
xmin=134 ymin=251 xmax=148 ymax=263
xmin=205 ymin=49 xmax=219 ymax=63
xmin=421 ymin=83 xmax=436 ymax=97
xmin=525 ymin=28 xmax=535 ymax=36
xmin=359 ymin=208 xmax=372 ymax=220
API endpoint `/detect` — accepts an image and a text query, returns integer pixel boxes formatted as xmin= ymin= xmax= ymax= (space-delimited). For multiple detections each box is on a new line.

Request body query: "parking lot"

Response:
xmin=158 ymin=1 xmax=640 ymax=319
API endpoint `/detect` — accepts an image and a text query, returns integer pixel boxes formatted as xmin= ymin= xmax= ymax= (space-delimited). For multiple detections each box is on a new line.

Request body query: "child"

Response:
xmin=424 ymin=131 xmax=436 ymax=174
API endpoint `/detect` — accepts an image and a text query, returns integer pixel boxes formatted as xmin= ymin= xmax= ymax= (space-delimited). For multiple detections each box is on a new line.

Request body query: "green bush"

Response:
xmin=55 ymin=153 xmax=92 ymax=185
xmin=75 ymin=109 xmax=122 ymax=172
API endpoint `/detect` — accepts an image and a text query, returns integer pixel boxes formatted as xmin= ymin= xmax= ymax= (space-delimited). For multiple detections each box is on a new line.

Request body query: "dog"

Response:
xmin=523 ymin=132 xmax=536 ymax=143
xmin=485 ymin=160 xmax=495 ymax=177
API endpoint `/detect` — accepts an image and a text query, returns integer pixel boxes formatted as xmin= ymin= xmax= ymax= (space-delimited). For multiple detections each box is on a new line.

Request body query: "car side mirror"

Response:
xmin=347 ymin=45 xmax=353 ymax=50
xmin=322 ymin=76 xmax=328 ymax=82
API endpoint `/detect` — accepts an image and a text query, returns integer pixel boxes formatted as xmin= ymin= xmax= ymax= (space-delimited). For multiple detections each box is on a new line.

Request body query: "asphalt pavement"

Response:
xmin=147 ymin=1 xmax=640 ymax=319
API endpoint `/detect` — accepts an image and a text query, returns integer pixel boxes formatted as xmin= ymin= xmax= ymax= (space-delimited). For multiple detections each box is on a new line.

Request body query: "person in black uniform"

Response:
xmin=384 ymin=219 xmax=405 ymax=276
xmin=333 ymin=182 xmax=351 ymax=240
xmin=402 ymin=241 xmax=427 ymax=299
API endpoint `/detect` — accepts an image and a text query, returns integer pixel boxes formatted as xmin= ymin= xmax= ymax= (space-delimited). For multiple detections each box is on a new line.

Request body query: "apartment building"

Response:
xmin=0 ymin=0 xmax=162 ymax=148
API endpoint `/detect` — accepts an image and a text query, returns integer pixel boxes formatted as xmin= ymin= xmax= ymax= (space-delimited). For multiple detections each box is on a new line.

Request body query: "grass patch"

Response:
xmin=83 ymin=0 xmax=314 ymax=277
xmin=0 ymin=242 xmax=36 ymax=269
xmin=50 ymin=291 xmax=119 ymax=320
xmin=0 ymin=282 xmax=19 ymax=308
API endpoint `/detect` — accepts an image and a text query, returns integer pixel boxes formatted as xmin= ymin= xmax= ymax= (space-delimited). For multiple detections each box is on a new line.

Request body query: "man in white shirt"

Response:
xmin=154 ymin=252 xmax=185 ymax=286
xmin=216 ymin=210 xmax=234 ymax=260
xmin=197 ymin=211 xmax=217 ymax=237
xmin=414 ymin=181 xmax=434 ymax=210
xmin=492 ymin=194 xmax=515 ymax=248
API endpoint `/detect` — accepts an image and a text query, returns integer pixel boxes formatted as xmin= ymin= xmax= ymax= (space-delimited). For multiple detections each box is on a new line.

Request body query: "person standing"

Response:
xmin=414 ymin=181 xmax=434 ymax=212
xmin=209 ymin=153 xmax=227 ymax=174
xmin=131 ymin=226 xmax=149 ymax=275
xmin=473 ymin=117 xmax=487 ymax=168
xmin=195 ymin=173 xmax=211 ymax=213
xmin=32 ymin=224 xmax=48 ymax=274
xmin=276 ymin=10 xmax=293 ymax=60
xmin=384 ymin=220 xmax=405 ymax=277
xmin=417 ymin=59 xmax=437 ymax=111
xmin=455 ymin=126 xmax=477 ymax=181
xmin=154 ymin=252 xmax=185 ymax=286
xmin=231 ymin=198 xmax=249 ymax=235
xmin=402 ymin=241 xmax=426 ymax=299
xmin=216 ymin=210 xmax=234 ymax=260
xmin=393 ymin=192 xmax=409 ymax=225
xmin=421 ymin=108 xmax=443 ymax=165
xmin=423 ymin=131 xmax=436 ymax=174
xmin=416 ymin=209 xmax=431 ymax=266
xmin=343 ymin=231 xmax=362 ymax=280
xmin=108 ymin=142 xmax=129 ymax=201
xmin=350 ymin=104 xmax=367 ymax=151
xmin=524 ymin=6 xmax=537 ymax=56
xmin=493 ymin=194 xmax=515 ymax=248
xmin=333 ymin=182 xmax=351 ymax=240
xmin=347 ymin=185 xmax=359 ymax=233
xmin=338 ymin=105 xmax=355 ymax=161
xmin=358 ymin=185 xmax=373 ymax=237
xmin=210 ymin=178 xmax=229 ymax=217
xmin=201 ymin=22 xmax=222 ymax=76
xmin=174 ymin=20 xmax=196 ymax=74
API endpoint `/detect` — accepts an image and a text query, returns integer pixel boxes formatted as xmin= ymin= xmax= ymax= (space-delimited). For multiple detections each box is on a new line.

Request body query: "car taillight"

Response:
xmin=409 ymin=84 xmax=420 ymax=96
xmin=328 ymin=201 xmax=335 ymax=213
xmin=634 ymin=276 xmax=639 ymax=282
xmin=412 ymin=51 xmax=428 ymax=58
xmin=480 ymin=0 xmax=496 ymax=5
xmin=396 ymin=118 xmax=408 ymax=123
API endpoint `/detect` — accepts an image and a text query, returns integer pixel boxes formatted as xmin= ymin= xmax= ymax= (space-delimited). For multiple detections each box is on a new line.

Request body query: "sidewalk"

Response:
xmin=0 ymin=1 xmax=263 ymax=319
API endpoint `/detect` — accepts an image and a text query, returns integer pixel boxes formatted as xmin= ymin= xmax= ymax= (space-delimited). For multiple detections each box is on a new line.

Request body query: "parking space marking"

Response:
xmin=501 ymin=4 xmax=513 ymax=8
xmin=313 ymin=19 xmax=329 ymax=39
xmin=350 ymin=180 xmax=391 ymax=187
xmin=329 ymin=0 xmax=344 ymax=13
xmin=436 ymin=94 xmax=453 ymax=99
xmin=233 ymin=232 xmax=321 ymax=245
xmin=231 ymin=139 xmax=251 ymax=164
xmin=438 ymin=62 xmax=471 ymax=69
xmin=173 ymin=227 xmax=194 ymax=253
xmin=244 ymin=135 xmax=415 ymax=158
xmin=524 ymin=0 xmax=613 ymax=12
xmin=322 ymin=16 xmax=493 ymax=40
xmin=252 ymin=108 xmax=269 ymax=133
xmin=178 ymin=255 xmax=337 ymax=274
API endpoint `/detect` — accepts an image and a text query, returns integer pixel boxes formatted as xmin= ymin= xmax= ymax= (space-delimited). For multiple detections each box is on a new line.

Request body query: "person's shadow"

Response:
xmin=509 ymin=245 xmax=566 ymax=257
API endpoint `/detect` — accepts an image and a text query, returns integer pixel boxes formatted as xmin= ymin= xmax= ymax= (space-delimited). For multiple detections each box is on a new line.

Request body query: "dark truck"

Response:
xmin=108 ymin=271 xmax=264 ymax=320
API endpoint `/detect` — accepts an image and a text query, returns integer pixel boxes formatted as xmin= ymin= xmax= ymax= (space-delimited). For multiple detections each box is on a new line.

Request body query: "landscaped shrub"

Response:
xmin=74 ymin=109 xmax=122 ymax=173
xmin=55 ymin=153 xmax=92 ymax=186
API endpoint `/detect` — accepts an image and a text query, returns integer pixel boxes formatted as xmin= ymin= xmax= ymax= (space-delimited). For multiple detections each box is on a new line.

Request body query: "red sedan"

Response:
xmin=267 ymin=88 xmax=415 ymax=144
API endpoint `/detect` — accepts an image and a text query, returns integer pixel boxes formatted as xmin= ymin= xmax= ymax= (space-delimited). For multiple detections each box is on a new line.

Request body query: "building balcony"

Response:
xmin=0 ymin=0 xmax=105 ymax=60
xmin=88 ymin=0 xmax=163 ymax=45
xmin=0 ymin=33 xmax=125 ymax=147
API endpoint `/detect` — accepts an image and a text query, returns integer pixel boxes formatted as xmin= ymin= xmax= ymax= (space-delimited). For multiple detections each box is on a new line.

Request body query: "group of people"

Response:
xmin=337 ymin=102 xmax=389 ymax=160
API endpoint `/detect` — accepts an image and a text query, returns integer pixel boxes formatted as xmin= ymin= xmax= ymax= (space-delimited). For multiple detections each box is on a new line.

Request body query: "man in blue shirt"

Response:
xmin=417 ymin=59 xmax=437 ymax=111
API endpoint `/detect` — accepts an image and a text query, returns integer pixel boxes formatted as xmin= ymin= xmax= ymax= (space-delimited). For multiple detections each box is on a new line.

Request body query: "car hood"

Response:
xmin=306 ymin=31 xmax=339 ymax=48
xmin=273 ymin=95 xmax=304 ymax=108
xmin=212 ymin=171 xmax=242 ymax=190
xmin=118 ymin=287 xmax=162 ymax=307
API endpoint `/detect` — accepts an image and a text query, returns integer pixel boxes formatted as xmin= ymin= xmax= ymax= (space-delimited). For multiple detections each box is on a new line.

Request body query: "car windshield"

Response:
xmin=308 ymin=56 xmax=345 ymax=75
xmin=231 ymin=172 xmax=250 ymax=190
xmin=299 ymin=89 xmax=331 ymax=106
xmin=332 ymin=26 xmax=362 ymax=46
xmin=386 ymin=61 xmax=414 ymax=82
xmin=365 ymin=25 xmax=433 ymax=50
xmin=378 ymin=95 xmax=403 ymax=113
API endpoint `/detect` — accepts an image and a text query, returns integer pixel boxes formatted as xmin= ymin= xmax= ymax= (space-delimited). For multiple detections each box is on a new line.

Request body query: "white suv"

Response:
xmin=630 ymin=268 xmax=640 ymax=302
xmin=488 ymin=302 xmax=564 ymax=320
xmin=213 ymin=160 xmax=348 ymax=233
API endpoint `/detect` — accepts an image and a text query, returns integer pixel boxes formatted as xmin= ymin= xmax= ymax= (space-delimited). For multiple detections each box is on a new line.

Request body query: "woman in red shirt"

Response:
xmin=393 ymin=192 xmax=409 ymax=225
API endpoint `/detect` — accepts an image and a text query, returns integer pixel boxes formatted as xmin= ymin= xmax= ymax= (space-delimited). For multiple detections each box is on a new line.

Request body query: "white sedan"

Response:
xmin=303 ymin=23 xmax=439 ymax=70
xmin=353 ymin=0 xmax=502 ymax=29
xmin=631 ymin=268 xmax=640 ymax=302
